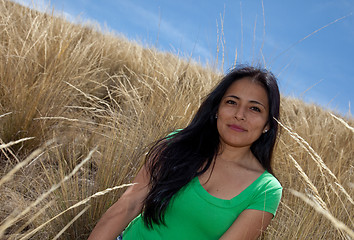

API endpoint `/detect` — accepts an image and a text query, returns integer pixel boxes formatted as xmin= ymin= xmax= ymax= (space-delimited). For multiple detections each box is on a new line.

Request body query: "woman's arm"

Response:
xmin=87 ymin=166 xmax=150 ymax=240
xmin=219 ymin=209 xmax=273 ymax=240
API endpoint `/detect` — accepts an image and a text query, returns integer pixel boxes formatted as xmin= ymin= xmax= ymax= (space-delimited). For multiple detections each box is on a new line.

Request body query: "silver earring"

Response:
xmin=215 ymin=114 xmax=218 ymax=119
xmin=263 ymin=129 xmax=268 ymax=133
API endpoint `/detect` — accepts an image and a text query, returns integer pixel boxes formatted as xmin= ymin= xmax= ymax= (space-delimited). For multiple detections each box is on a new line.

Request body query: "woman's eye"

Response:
xmin=226 ymin=100 xmax=236 ymax=105
xmin=250 ymin=106 xmax=261 ymax=112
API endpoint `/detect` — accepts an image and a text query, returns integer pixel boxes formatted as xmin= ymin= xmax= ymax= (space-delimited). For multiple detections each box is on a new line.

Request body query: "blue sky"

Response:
xmin=15 ymin=0 xmax=354 ymax=116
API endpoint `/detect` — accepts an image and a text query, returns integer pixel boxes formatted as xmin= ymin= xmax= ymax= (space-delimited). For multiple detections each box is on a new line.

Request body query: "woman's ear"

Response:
xmin=263 ymin=123 xmax=270 ymax=133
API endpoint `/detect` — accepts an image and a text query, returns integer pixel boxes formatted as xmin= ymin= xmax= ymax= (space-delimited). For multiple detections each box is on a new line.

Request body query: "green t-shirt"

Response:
xmin=122 ymin=170 xmax=282 ymax=239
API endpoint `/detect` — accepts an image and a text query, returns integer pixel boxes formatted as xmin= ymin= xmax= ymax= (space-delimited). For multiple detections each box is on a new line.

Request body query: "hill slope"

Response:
xmin=0 ymin=1 xmax=353 ymax=239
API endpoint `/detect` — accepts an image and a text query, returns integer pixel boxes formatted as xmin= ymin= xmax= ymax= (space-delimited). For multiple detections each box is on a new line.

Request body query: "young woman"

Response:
xmin=88 ymin=65 xmax=282 ymax=240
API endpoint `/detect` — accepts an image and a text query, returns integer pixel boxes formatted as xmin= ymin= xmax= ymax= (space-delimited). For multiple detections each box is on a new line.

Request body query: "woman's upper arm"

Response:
xmin=121 ymin=165 xmax=150 ymax=212
xmin=219 ymin=209 xmax=273 ymax=240
xmin=87 ymin=166 xmax=150 ymax=240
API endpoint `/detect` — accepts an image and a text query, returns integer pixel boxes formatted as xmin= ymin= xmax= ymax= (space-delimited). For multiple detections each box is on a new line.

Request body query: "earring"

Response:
xmin=215 ymin=114 xmax=218 ymax=119
xmin=263 ymin=129 xmax=268 ymax=133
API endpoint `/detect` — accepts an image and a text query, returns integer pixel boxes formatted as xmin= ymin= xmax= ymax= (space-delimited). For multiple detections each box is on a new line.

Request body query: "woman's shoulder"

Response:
xmin=166 ymin=129 xmax=183 ymax=139
xmin=258 ymin=171 xmax=282 ymax=190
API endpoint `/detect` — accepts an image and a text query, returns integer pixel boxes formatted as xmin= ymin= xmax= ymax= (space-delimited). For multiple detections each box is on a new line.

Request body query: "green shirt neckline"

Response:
xmin=193 ymin=170 xmax=268 ymax=208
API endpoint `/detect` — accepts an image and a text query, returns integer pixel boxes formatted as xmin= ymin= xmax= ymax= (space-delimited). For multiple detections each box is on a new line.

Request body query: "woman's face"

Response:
xmin=216 ymin=77 xmax=270 ymax=150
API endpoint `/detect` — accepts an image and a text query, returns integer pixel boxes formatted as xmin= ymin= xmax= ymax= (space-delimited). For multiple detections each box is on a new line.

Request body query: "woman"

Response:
xmin=88 ymin=65 xmax=282 ymax=240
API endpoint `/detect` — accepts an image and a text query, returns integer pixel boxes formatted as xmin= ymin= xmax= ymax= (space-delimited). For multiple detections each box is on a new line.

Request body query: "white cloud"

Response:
xmin=12 ymin=0 xmax=48 ymax=11
xmin=115 ymin=1 xmax=211 ymax=62
xmin=13 ymin=0 xmax=81 ymax=25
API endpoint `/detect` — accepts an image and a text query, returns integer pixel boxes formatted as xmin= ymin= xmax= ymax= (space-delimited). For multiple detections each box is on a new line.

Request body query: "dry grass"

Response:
xmin=0 ymin=1 xmax=353 ymax=239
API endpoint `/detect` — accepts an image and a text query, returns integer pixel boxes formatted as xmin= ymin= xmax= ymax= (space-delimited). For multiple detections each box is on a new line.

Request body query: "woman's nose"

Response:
xmin=234 ymin=107 xmax=246 ymax=120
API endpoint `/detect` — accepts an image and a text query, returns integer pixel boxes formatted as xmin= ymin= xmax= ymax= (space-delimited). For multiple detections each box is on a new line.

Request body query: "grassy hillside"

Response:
xmin=0 ymin=0 xmax=353 ymax=239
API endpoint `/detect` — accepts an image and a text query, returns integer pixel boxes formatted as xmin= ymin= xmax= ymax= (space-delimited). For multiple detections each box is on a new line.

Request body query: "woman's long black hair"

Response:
xmin=142 ymin=65 xmax=280 ymax=228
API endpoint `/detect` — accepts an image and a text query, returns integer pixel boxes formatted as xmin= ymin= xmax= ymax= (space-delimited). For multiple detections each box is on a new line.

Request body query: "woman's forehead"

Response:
xmin=224 ymin=78 xmax=268 ymax=102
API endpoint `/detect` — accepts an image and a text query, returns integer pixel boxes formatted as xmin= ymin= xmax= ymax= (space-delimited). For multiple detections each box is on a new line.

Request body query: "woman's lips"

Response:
xmin=229 ymin=124 xmax=247 ymax=132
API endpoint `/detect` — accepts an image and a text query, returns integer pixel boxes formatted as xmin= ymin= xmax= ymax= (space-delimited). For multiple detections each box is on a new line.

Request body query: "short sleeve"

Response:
xmin=166 ymin=129 xmax=183 ymax=139
xmin=246 ymin=177 xmax=282 ymax=217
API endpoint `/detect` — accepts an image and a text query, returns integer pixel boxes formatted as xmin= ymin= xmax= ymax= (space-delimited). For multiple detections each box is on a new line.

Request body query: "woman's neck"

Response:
xmin=216 ymin=145 xmax=261 ymax=170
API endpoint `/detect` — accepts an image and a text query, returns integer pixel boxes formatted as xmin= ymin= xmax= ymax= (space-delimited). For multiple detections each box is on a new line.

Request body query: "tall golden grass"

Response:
xmin=0 ymin=1 xmax=353 ymax=239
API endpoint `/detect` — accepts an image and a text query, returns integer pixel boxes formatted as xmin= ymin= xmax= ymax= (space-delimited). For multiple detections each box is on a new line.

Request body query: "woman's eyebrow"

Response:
xmin=225 ymin=95 xmax=240 ymax=100
xmin=249 ymin=100 xmax=266 ymax=109
xmin=225 ymin=95 xmax=266 ymax=109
